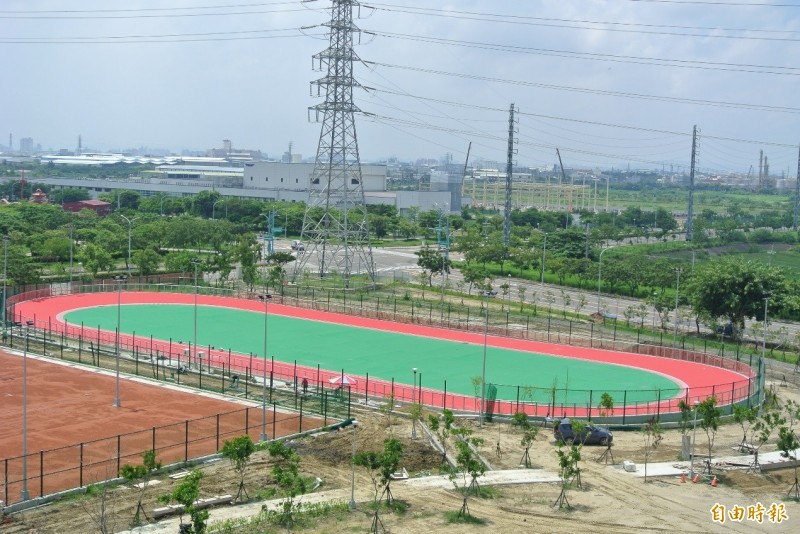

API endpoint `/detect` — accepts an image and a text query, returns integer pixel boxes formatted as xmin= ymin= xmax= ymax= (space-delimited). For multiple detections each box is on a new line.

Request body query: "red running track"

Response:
xmin=12 ymin=292 xmax=755 ymax=419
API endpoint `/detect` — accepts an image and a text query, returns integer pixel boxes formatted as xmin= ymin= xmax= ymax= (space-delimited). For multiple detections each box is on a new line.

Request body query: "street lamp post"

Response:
xmin=119 ymin=214 xmax=138 ymax=277
xmin=506 ymin=273 xmax=512 ymax=310
xmin=213 ymin=199 xmax=224 ymax=220
xmin=690 ymin=400 xmax=700 ymax=478
xmin=411 ymin=368 xmax=418 ymax=439
xmin=596 ymin=246 xmax=616 ymax=313
xmin=3 ymin=235 xmax=8 ymax=338
xmin=191 ymin=258 xmax=201 ymax=369
xmin=540 ymin=232 xmax=547 ymax=285
xmin=113 ymin=275 xmax=126 ymax=408
xmin=350 ymin=419 xmax=358 ymax=510
xmin=260 ymin=292 xmax=272 ymax=442
xmin=672 ymin=268 xmax=683 ymax=355
xmin=763 ymin=295 xmax=770 ymax=361
xmin=68 ymin=223 xmax=74 ymax=284
xmin=21 ymin=327 xmax=29 ymax=500
xmin=349 ymin=419 xmax=359 ymax=510
xmin=479 ymin=290 xmax=494 ymax=427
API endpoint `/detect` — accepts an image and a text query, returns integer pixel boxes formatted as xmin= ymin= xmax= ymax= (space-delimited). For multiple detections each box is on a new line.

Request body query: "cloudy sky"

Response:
xmin=2 ymin=0 xmax=799 ymax=174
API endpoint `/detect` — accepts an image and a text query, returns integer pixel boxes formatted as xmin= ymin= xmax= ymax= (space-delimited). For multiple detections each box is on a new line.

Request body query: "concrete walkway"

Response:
xmin=614 ymin=448 xmax=800 ymax=479
xmin=118 ymin=468 xmax=561 ymax=533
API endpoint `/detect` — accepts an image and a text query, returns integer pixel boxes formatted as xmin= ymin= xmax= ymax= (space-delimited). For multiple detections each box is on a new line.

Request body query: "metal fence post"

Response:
xmin=272 ymin=403 xmax=277 ymax=439
xmin=79 ymin=443 xmax=84 ymax=488
xmin=656 ymin=389 xmax=661 ymax=421
xmin=622 ymin=391 xmax=627 ymax=425
xmin=184 ymin=420 xmax=189 ymax=462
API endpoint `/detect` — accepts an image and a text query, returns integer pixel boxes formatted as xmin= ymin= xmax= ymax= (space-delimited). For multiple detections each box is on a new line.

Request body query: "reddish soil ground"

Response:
xmin=0 ymin=351 xmax=320 ymax=505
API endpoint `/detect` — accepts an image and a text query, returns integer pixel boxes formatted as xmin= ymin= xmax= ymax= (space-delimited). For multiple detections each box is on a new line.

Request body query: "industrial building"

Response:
xmin=10 ymin=160 xmax=465 ymax=214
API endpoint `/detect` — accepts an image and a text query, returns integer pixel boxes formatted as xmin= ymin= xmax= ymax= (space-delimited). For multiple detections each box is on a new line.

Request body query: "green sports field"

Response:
xmin=64 ymin=304 xmax=681 ymax=403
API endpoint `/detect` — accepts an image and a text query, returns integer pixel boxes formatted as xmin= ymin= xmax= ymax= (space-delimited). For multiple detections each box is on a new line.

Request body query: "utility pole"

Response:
xmin=686 ymin=125 xmax=698 ymax=242
xmin=556 ymin=149 xmax=569 ymax=211
xmin=794 ymin=144 xmax=799 ymax=231
xmin=503 ymin=103 xmax=517 ymax=247
xmin=293 ymin=0 xmax=375 ymax=287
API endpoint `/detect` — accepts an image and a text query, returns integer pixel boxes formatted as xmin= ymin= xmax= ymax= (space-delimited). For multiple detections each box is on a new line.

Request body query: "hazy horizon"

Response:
xmin=3 ymin=1 xmax=799 ymax=175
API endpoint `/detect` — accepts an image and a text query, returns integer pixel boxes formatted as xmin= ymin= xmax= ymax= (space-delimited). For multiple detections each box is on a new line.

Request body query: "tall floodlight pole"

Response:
xmin=763 ymin=295 xmax=770 ymax=361
xmin=435 ymin=204 xmax=450 ymax=319
xmin=411 ymin=368 xmax=418 ymax=439
xmin=260 ymin=292 xmax=272 ymax=442
xmin=68 ymin=223 xmax=74 ymax=284
xmin=596 ymin=246 xmax=615 ymax=313
xmin=213 ymin=199 xmax=224 ymax=220
xmin=191 ymin=258 xmax=200 ymax=369
xmin=113 ymin=275 xmax=126 ymax=408
xmin=690 ymin=400 xmax=699 ymax=478
xmin=349 ymin=419 xmax=359 ymax=510
xmin=479 ymin=291 xmax=494 ymax=427
xmin=2 ymin=235 xmax=8 ymax=338
xmin=21 ymin=327 xmax=29 ymax=500
xmin=672 ymin=268 xmax=683 ymax=356
xmin=119 ymin=214 xmax=138 ymax=277
xmin=292 ymin=0 xmax=376 ymax=287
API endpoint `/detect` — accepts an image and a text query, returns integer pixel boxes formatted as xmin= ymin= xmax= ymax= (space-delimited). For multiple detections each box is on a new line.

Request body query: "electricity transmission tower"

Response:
xmin=293 ymin=0 xmax=375 ymax=287
xmin=503 ymin=103 xmax=518 ymax=246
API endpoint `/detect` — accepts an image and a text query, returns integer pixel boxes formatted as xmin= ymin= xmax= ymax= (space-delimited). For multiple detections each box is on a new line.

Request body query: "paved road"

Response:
xmin=273 ymin=238 xmax=799 ymax=348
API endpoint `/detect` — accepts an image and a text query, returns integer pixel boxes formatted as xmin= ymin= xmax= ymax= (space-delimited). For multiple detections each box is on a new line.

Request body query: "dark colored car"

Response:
xmin=553 ymin=418 xmax=613 ymax=446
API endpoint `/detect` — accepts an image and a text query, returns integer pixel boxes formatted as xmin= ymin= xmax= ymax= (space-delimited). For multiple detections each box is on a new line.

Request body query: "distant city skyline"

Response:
xmin=3 ymin=1 xmax=799 ymax=174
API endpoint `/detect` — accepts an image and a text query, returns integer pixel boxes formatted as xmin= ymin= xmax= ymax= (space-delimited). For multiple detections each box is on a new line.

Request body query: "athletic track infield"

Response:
xmin=12 ymin=292 xmax=753 ymax=417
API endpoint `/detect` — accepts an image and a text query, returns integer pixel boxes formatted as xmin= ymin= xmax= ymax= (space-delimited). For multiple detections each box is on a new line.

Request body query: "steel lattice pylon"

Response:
xmin=292 ymin=0 xmax=375 ymax=286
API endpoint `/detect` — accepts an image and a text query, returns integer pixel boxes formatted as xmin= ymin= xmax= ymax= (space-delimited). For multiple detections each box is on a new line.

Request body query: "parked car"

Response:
xmin=291 ymin=240 xmax=305 ymax=251
xmin=553 ymin=418 xmax=613 ymax=446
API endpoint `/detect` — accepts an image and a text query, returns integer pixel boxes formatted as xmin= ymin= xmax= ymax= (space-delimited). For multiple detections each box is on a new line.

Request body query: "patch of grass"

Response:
xmin=477 ymin=485 xmax=502 ymax=499
xmin=387 ymin=499 xmax=409 ymax=514
xmin=365 ymin=499 xmax=409 ymax=514
xmin=210 ymin=500 xmax=349 ymax=533
xmin=253 ymin=487 xmax=278 ymax=500
xmin=444 ymin=511 xmax=488 ymax=525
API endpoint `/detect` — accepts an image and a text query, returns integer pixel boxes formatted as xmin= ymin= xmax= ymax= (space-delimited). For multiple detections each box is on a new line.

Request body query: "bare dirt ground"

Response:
xmin=3 ymin=363 xmax=799 ymax=534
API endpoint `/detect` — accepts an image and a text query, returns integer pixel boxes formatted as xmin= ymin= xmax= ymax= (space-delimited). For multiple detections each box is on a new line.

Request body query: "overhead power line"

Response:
xmin=625 ymin=0 xmax=800 ymax=6
xmin=370 ymin=31 xmax=800 ymax=76
xmin=0 ymin=5 xmax=311 ymax=20
xmin=367 ymin=61 xmax=800 ymax=115
xmin=367 ymin=87 xmax=797 ymax=148
xmin=366 ymin=2 xmax=800 ymax=41
xmin=0 ymin=27 xmax=311 ymax=44
xmin=0 ymin=1 xmax=302 ymax=14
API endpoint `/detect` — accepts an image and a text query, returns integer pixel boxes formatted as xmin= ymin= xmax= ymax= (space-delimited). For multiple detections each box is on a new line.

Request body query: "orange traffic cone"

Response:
xmin=711 ymin=476 xmax=718 ymax=487
xmin=680 ymin=472 xmax=686 ymax=483
xmin=692 ymin=473 xmax=700 ymax=483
